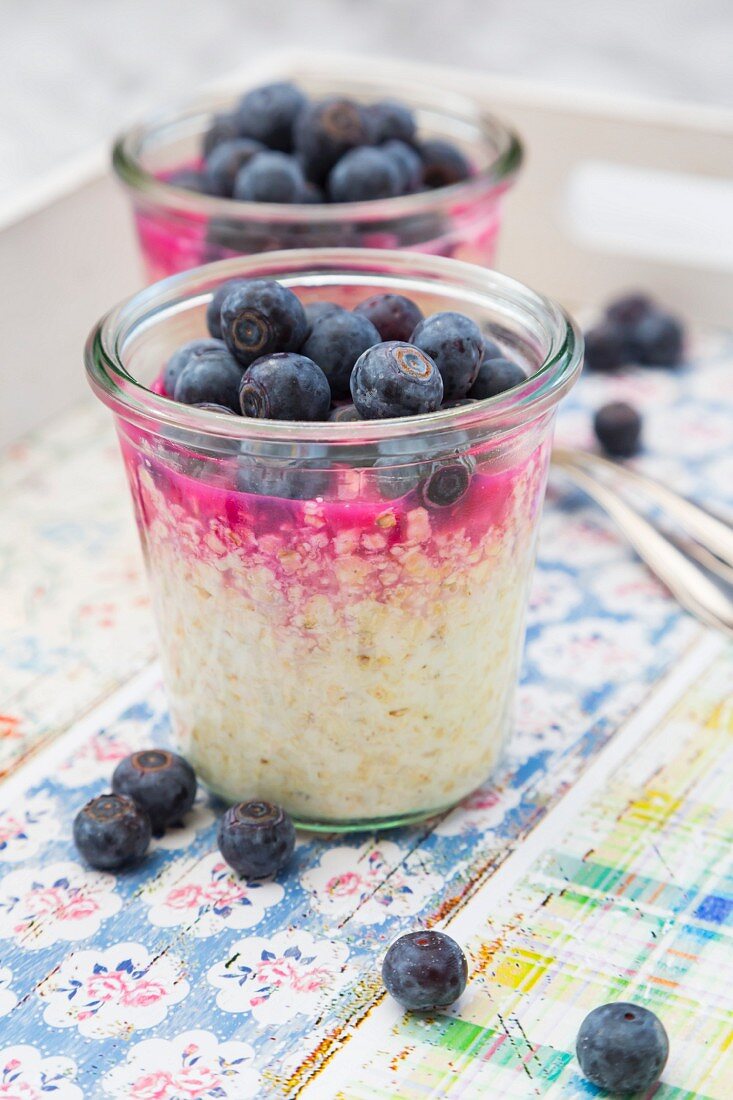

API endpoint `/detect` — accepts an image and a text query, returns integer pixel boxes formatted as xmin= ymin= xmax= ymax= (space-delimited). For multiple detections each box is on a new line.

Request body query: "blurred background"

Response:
xmin=3 ymin=0 xmax=733 ymax=204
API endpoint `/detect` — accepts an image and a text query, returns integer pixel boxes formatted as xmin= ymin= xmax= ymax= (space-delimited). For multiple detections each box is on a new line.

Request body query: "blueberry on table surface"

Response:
xmin=381 ymin=139 xmax=424 ymax=192
xmin=382 ymin=930 xmax=468 ymax=1010
xmin=576 ymin=1002 xmax=669 ymax=1095
xmin=302 ymin=309 xmax=380 ymax=400
xmin=411 ymin=311 xmax=483 ymax=400
xmin=594 ymin=401 xmax=642 ymax=458
xmin=236 ymin=81 xmax=308 ymax=152
xmin=204 ymin=137 xmax=265 ymax=197
xmin=220 ymin=280 xmax=308 ymax=367
xmin=469 ymin=357 xmax=526 ymax=400
xmin=632 ymin=310 xmax=684 ymax=367
xmin=233 ymin=151 xmax=308 ymax=204
xmin=202 ymin=111 xmax=241 ymax=157
xmin=217 ymin=800 xmax=296 ymax=878
xmin=368 ymin=99 xmax=417 ymax=145
xmin=73 ymin=793 xmax=151 ymax=871
xmin=605 ymin=292 xmax=655 ymax=326
xmin=163 ymin=338 xmax=226 ymax=397
xmin=350 ymin=341 xmax=443 ymax=419
xmin=328 ymin=402 xmax=361 ymax=422
xmin=294 ymin=97 xmax=377 ymax=184
xmin=328 ymin=146 xmax=402 ymax=203
xmin=206 ymin=278 xmax=248 ymax=339
xmin=420 ymin=456 xmax=475 ymax=508
xmin=240 ymin=352 xmax=331 ymax=421
xmin=112 ymin=749 xmax=197 ymax=835
xmin=173 ymin=348 xmax=243 ymax=412
xmin=418 ymin=139 xmax=471 ymax=188
xmin=355 ymin=293 xmax=424 ymax=343
xmin=583 ymin=320 xmax=628 ymax=373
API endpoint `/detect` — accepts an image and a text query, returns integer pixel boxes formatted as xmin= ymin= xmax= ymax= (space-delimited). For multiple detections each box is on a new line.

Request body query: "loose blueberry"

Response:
xmin=217 ymin=800 xmax=296 ymax=878
xmin=206 ymin=278 xmax=247 ymax=339
xmin=411 ymin=311 xmax=483 ymax=400
xmin=328 ymin=403 xmax=361 ymax=422
xmin=240 ymin=352 xmax=331 ymax=421
xmin=112 ymin=749 xmax=197 ymax=835
xmin=204 ymin=138 xmax=265 ymax=197
xmin=381 ymin=139 xmax=423 ymax=192
xmin=594 ymin=401 xmax=642 ymax=458
xmin=328 ymin=146 xmax=401 ymax=203
xmin=576 ymin=1002 xmax=669 ymax=1095
xmin=73 ymin=793 xmax=151 ymax=870
xmin=605 ymin=292 xmax=655 ymax=326
xmin=233 ymin=151 xmax=308 ymax=204
xmin=469 ymin=357 xmax=526 ymax=399
xmin=355 ymin=293 xmax=424 ymax=343
xmin=382 ymin=930 xmax=468 ymax=1010
xmin=351 ymin=341 xmax=443 ymax=419
xmin=220 ymin=280 xmax=307 ymax=367
xmin=294 ymin=97 xmax=376 ymax=184
xmin=167 ymin=168 xmax=212 ymax=194
xmin=420 ymin=456 xmax=474 ymax=508
xmin=173 ymin=349 xmax=243 ymax=411
xmin=368 ymin=99 xmax=417 ymax=145
xmin=163 ymin=338 xmax=226 ymax=397
xmin=236 ymin=81 xmax=308 ymax=152
xmin=584 ymin=321 xmax=628 ymax=372
xmin=633 ymin=310 xmax=684 ymax=367
xmin=419 ymin=139 xmax=471 ymax=188
xmin=302 ymin=310 xmax=380 ymax=400
xmin=202 ymin=111 xmax=241 ymax=157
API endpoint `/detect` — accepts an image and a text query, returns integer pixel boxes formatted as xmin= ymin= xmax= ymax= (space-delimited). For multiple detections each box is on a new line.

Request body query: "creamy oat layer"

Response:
xmin=126 ymin=446 xmax=547 ymax=823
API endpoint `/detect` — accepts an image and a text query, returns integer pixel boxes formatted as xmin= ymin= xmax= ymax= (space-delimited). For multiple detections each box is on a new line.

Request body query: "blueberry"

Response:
xmin=419 ymin=139 xmax=471 ymax=188
xmin=294 ymin=97 xmax=376 ymax=184
xmin=382 ymin=930 xmax=468 ymax=1010
xmin=173 ymin=348 xmax=243 ymax=411
xmin=594 ymin=402 xmax=642 ymax=458
xmin=442 ymin=397 xmax=478 ymax=409
xmin=351 ymin=341 xmax=443 ymax=419
xmin=584 ymin=321 xmax=628 ymax=372
xmin=204 ymin=138 xmax=265 ymax=197
xmin=381 ymin=139 xmax=423 ymax=192
xmin=302 ymin=310 xmax=380 ymax=400
xmin=202 ymin=111 xmax=241 ymax=157
xmin=236 ymin=81 xmax=308 ymax=152
xmin=605 ymin=292 xmax=655 ymax=326
xmin=233 ymin=151 xmax=308 ymax=204
xmin=633 ymin=310 xmax=684 ymax=366
xmin=163 ymin=338 xmax=226 ymax=397
xmin=411 ymin=311 xmax=483 ymax=400
xmin=420 ymin=456 xmax=474 ymax=508
xmin=355 ymin=293 xmax=424 ymax=343
xmin=481 ymin=336 xmax=503 ymax=361
xmin=236 ymin=455 xmax=330 ymax=500
xmin=194 ymin=403 xmax=238 ymax=414
xmin=217 ymin=800 xmax=295 ymax=878
xmin=328 ymin=403 xmax=361 ymax=423
xmin=240 ymin=352 xmax=331 ymax=421
xmin=469 ymin=357 xmax=526 ymax=399
xmin=206 ymin=279 xmax=246 ymax=339
xmin=220 ymin=280 xmax=307 ymax=367
xmin=328 ymin=146 xmax=401 ymax=203
xmin=112 ymin=749 xmax=197 ymax=835
xmin=577 ymin=1002 xmax=669 ymax=1095
xmin=368 ymin=99 xmax=417 ymax=145
xmin=167 ymin=168 xmax=211 ymax=194
xmin=302 ymin=181 xmax=325 ymax=204
xmin=73 ymin=793 xmax=151 ymax=871
xmin=373 ymin=455 xmax=425 ymax=499
xmin=304 ymin=301 xmax=343 ymax=334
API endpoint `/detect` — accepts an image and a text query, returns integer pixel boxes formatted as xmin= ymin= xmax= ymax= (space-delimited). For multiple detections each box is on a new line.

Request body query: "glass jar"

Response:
xmin=112 ymin=68 xmax=522 ymax=282
xmin=85 ymin=249 xmax=582 ymax=830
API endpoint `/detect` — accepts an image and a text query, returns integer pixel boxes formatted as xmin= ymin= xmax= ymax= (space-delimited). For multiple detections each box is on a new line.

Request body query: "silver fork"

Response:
xmin=551 ymin=447 xmax=733 ymax=636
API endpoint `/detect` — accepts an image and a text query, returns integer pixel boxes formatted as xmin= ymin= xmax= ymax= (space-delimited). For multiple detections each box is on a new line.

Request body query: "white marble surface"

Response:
xmin=2 ymin=0 xmax=733 ymax=205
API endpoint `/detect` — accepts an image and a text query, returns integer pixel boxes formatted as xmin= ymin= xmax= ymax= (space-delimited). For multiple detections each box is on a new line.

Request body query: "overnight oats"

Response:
xmin=85 ymin=249 xmax=582 ymax=828
xmin=112 ymin=67 xmax=522 ymax=281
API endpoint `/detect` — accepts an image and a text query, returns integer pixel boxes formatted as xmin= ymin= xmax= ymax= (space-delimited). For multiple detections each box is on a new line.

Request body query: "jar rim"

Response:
xmin=85 ymin=248 xmax=583 ymax=445
xmin=111 ymin=79 xmax=523 ymax=225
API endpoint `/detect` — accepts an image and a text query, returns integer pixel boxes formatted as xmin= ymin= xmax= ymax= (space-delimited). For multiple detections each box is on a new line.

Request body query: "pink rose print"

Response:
xmin=172 ymin=1064 xmax=222 ymax=1097
xmin=127 ymin=1070 xmax=173 ymax=1100
xmin=0 ymin=1046 xmax=82 ymax=1100
xmin=102 ymin=1030 xmax=260 ymax=1098
xmin=85 ymin=971 xmax=130 ymax=1003
xmin=121 ymin=980 xmax=168 ymax=1009
xmin=0 ymin=862 xmax=121 ymax=949
xmin=0 ymin=795 xmax=56 ymax=863
xmin=324 ymin=871 xmax=363 ymax=898
xmin=165 ymin=885 xmax=203 ymax=911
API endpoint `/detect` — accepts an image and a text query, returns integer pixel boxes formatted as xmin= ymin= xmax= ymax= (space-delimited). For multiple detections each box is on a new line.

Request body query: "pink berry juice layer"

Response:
xmin=134 ymin=167 xmax=503 ymax=281
xmin=119 ymin=423 xmax=550 ymax=824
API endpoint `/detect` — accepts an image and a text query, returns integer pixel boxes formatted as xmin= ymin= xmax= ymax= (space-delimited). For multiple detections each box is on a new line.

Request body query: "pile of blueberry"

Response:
xmin=164 ymin=279 xmax=525 ymax=422
xmin=73 ymin=748 xmax=295 ymax=880
xmin=589 ymin=292 xmax=686 ymax=460
xmin=171 ymin=81 xmax=471 ymax=205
